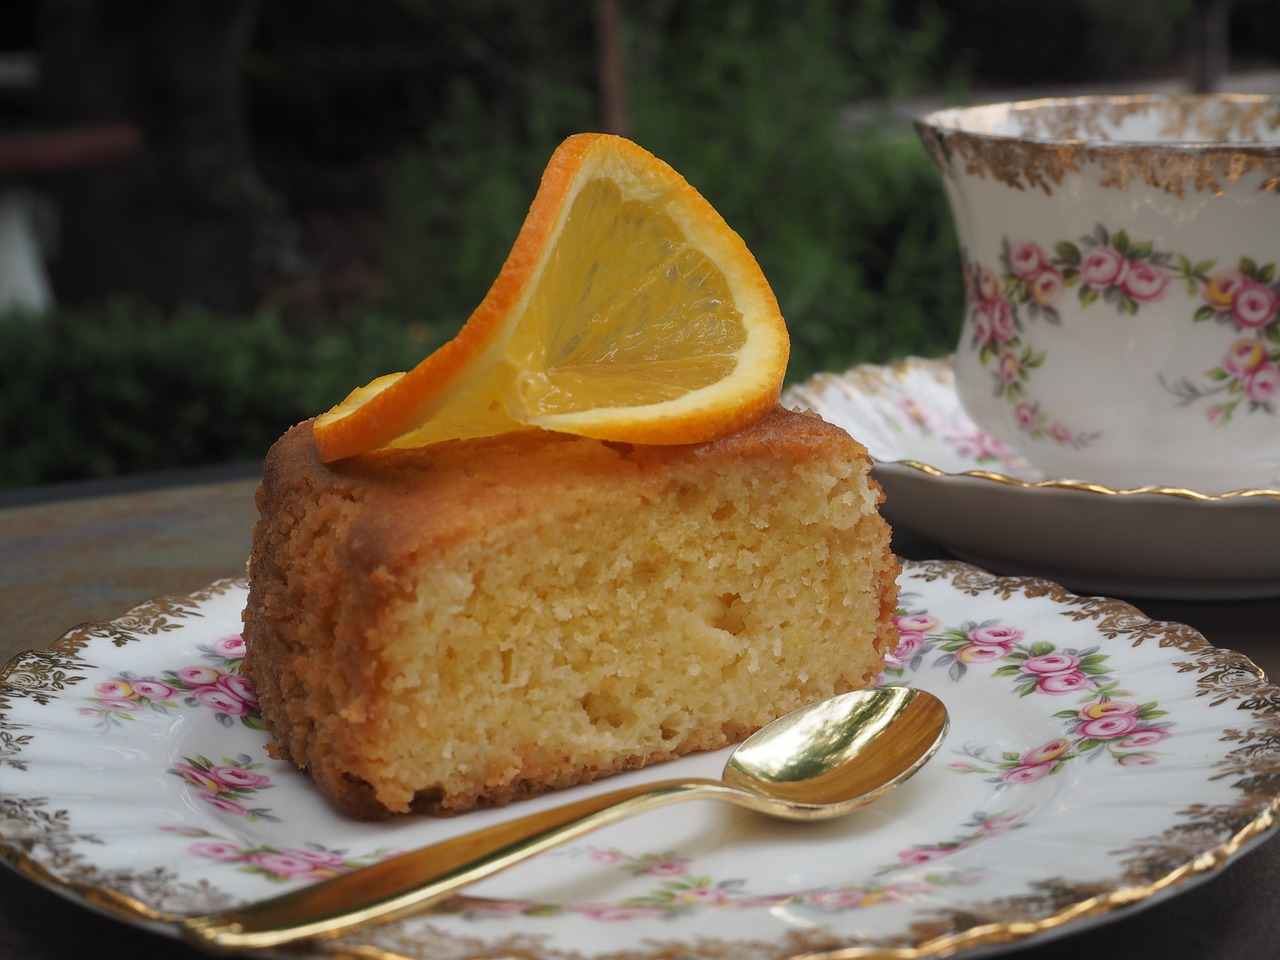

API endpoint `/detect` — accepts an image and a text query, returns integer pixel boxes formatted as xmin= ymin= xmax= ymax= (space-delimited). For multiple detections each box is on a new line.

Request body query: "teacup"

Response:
xmin=916 ymin=94 xmax=1280 ymax=492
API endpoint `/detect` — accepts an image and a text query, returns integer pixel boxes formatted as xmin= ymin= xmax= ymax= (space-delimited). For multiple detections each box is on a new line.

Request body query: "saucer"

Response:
xmin=782 ymin=356 xmax=1280 ymax=600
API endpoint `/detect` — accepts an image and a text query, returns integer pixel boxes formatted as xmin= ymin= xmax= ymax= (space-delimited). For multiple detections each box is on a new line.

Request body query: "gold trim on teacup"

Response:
xmin=916 ymin=94 xmax=1280 ymax=198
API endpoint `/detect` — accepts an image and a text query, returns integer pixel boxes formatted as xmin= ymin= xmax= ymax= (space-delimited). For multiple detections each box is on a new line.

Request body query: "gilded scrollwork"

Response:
xmin=918 ymin=95 xmax=1280 ymax=199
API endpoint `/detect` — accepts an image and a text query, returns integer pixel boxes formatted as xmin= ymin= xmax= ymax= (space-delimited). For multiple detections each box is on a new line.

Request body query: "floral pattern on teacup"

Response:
xmin=1051 ymin=226 xmax=1176 ymax=315
xmin=1162 ymin=257 xmax=1280 ymax=423
xmin=882 ymin=606 xmax=1172 ymax=783
xmin=963 ymin=251 xmax=1096 ymax=449
xmin=964 ymin=229 xmax=1280 ymax=444
xmin=78 ymin=634 xmax=262 ymax=731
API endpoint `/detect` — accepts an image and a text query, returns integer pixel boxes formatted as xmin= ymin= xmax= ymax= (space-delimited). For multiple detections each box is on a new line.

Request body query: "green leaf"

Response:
xmin=1055 ymin=241 xmax=1081 ymax=265
xmin=1241 ymin=256 xmax=1259 ymax=276
xmin=1128 ymin=240 xmax=1154 ymax=260
xmin=1258 ymin=263 xmax=1276 ymax=284
xmin=1080 ymin=286 xmax=1099 ymax=308
xmin=1113 ymin=229 xmax=1131 ymax=253
xmin=1194 ymin=304 xmax=1216 ymax=322
xmin=992 ymin=664 xmax=1023 ymax=676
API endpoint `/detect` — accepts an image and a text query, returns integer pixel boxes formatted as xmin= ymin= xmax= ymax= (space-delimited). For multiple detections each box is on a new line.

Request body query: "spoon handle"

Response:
xmin=180 ymin=776 xmax=735 ymax=952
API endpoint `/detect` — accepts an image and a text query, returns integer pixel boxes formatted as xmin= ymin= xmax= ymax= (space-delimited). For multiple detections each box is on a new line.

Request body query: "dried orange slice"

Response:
xmin=313 ymin=133 xmax=789 ymax=462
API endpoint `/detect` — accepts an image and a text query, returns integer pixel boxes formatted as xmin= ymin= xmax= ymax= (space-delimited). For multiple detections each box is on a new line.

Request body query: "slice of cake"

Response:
xmin=242 ymin=406 xmax=899 ymax=820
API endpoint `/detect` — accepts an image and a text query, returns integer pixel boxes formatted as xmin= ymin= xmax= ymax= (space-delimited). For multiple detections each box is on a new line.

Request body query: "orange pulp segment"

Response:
xmin=313 ymin=132 xmax=789 ymax=462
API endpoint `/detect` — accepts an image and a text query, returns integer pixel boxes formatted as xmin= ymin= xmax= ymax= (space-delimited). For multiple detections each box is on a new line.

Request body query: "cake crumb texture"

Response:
xmin=243 ymin=407 xmax=899 ymax=819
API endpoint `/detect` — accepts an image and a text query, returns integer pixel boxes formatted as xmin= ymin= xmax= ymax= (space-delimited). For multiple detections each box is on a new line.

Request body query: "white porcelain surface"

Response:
xmin=917 ymin=94 xmax=1280 ymax=492
xmin=2 ymin=571 xmax=1278 ymax=960
xmin=784 ymin=357 xmax=1280 ymax=599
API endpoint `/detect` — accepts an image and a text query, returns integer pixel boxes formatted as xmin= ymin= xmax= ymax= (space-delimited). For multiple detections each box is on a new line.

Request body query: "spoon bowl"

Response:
xmin=725 ymin=685 xmax=949 ymax=816
xmin=182 ymin=686 xmax=948 ymax=953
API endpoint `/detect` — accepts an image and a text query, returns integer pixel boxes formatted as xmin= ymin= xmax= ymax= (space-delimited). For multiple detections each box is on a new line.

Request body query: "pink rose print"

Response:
xmin=170 ymin=754 xmax=277 ymax=822
xmin=1020 ymin=737 xmax=1072 ymax=766
xmin=1203 ymin=268 xmax=1248 ymax=312
xmin=642 ymin=859 xmax=690 ymax=878
xmin=950 ymin=428 xmax=1018 ymax=463
xmin=1116 ymin=728 xmax=1171 ymax=749
xmin=1118 ymin=753 xmax=1158 ymax=767
xmin=94 ymin=679 xmax=133 ymax=698
xmin=1077 ymin=713 xmax=1141 ymax=740
xmin=1223 ymin=338 xmax=1268 ymax=378
xmin=201 ymin=795 xmax=250 ymax=816
xmin=131 ymin=679 xmax=178 ymax=700
xmin=1030 ymin=267 xmax=1064 ymax=306
xmin=1002 ymin=763 xmax=1052 ymax=785
xmin=194 ymin=684 xmax=251 ymax=717
xmin=1079 ymin=245 xmax=1129 ymax=287
xmin=210 ymin=634 xmax=248 ymax=658
xmin=883 ymin=810 xmax=1027 ymax=875
xmin=1020 ymin=653 xmax=1082 ymax=675
xmin=1080 ymin=700 xmax=1141 ymax=719
xmin=179 ymin=832 xmax=394 ymax=883
xmin=895 ymin=613 xmax=940 ymax=633
xmin=1009 ymin=240 xmax=1048 ymax=279
xmin=210 ymin=764 xmax=270 ymax=789
xmin=189 ymin=841 xmax=244 ymax=862
xmin=1245 ymin=363 xmax=1280 ymax=404
xmin=805 ymin=889 xmax=868 ymax=909
xmin=176 ymin=666 xmax=223 ymax=686
xmin=1169 ymin=257 xmax=1280 ymax=422
xmin=1121 ymin=260 xmax=1170 ymax=303
xmin=968 ymin=625 xmax=1023 ymax=647
xmin=1036 ymin=671 xmax=1094 ymax=695
xmin=976 ymin=266 xmax=1001 ymax=302
xmin=997 ymin=349 xmax=1021 ymax=385
xmin=1233 ymin=281 xmax=1279 ymax=328
xmin=957 ymin=644 xmax=1010 ymax=665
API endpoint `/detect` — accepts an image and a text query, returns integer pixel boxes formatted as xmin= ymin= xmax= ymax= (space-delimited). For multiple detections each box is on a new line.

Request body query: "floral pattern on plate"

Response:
xmin=2 ymin=567 xmax=1278 ymax=959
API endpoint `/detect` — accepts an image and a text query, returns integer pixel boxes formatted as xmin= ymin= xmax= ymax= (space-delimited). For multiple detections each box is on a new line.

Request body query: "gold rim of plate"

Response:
xmin=1 ymin=567 xmax=1278 ymax=960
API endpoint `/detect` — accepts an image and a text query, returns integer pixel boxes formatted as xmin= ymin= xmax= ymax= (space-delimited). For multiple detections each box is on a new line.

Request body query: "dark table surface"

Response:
xmin=1 ymin=466 xmax=1277 ymax=959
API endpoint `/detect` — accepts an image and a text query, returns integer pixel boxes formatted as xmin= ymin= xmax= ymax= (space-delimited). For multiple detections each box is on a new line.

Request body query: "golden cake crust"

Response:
xmin=244 ymin=407 xmax=899 ymax=819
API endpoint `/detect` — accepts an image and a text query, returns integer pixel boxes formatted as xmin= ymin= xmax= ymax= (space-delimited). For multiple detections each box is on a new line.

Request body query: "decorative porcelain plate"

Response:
xmin=2 ymin=564 xmax=1278 ymax=959
xmin=783 ymin=356 xmax=1280 ymax=600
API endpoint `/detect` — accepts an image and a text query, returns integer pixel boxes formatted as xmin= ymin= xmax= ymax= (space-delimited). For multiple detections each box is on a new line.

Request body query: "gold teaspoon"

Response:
xmin=182 ymin=685 xmax=948 ymax=952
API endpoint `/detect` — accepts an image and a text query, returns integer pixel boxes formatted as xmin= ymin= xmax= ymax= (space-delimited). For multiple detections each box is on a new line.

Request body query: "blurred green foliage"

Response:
xmin=0 ymin=304 xmax=425 ymax=488
xmin=5 ymin=0 xmax=1273 ymax=487
xmin=378 ymin=0 xmax=961 ymax=384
